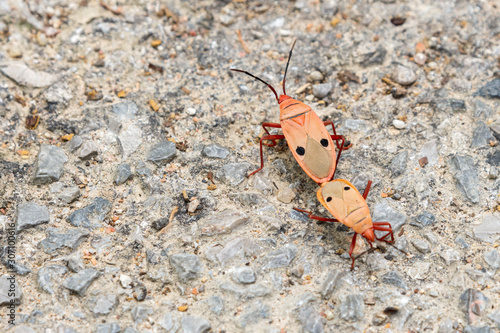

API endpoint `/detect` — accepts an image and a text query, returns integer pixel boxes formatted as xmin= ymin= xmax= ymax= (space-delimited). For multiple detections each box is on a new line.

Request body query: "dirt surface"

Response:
xmin=0 ymin=0 xmax=500 ymax=332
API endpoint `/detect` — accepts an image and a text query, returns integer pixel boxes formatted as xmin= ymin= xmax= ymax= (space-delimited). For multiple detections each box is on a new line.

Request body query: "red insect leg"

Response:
xmin=248 ymin=134 xmax=285 ymax=177
xmin=323 ymin=121 xmax=352 ymax=150
xmin=261 ymin=122 xmax=282 ymax=147
xmin=373 ymin=222 xmax=394 ymax=243
xmin=362 ymin=180 xmax=372 ymax=199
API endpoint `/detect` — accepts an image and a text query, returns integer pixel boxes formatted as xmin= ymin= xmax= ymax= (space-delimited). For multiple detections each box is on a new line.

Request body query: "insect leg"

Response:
xmin=261 ymin=122 xmax=282 ymax=147
xmin=324 ymin=121 xmax=352 ymax=150
xmin=373 ymin=222 xmax=394 ymax=242
xmin=293 ymin=207 xmax=339 ymax=222
xmin=362 ymin=180 xmax=373 ymax=199
xmin=349 ymin=233 xmax=358 ymax=270
xmin=248 ymin=134 xmax=284 ymax=177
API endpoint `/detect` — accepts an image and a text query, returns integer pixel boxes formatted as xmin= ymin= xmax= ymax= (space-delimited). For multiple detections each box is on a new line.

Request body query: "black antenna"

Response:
xmin=230 ymin=68 xmax=279 ymax=102
xmin=282 ymin=39 xmax=297 ymax=96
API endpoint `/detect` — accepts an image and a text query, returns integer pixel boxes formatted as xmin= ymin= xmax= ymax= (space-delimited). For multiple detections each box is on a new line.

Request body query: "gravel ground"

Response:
xmin=0 ymin=0 xmax=500 ymax=332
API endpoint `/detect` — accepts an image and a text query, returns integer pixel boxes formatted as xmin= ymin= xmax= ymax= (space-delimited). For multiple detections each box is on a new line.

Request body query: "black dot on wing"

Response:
xmin=296 ymin=146 xmax=305 ymax=156
xmin=320 ymin=139 xmax=329 ymax=147
xmin=326 ymin=197 xmax=332 ymax=202
xmin=344 ymin=186 xmax=350 ymax=190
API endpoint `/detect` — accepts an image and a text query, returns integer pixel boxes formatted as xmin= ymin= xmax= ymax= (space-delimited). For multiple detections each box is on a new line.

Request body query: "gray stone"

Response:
xmin=16 ymin=202 xmax=49 ymax=232
xmin=239 ymin=300 xmax=270 ymax=328
xmin=0 ymin=246 xmax=31 ymax=276
xmin=201 ymin=210 xmax=249 ymax=236
xmin=202 ymin=143 xmax=229 ymax=159
xmin=95 ymin=323 xmax=120 ymax=333
xmin=151 ymin=218 xmax=169 ymax=231
xmin=320 ymin=269 xmax=345 ymax=299
xmin=33 ymin=144 xmax=68 ymax=184
xmin=390 ymin=151 xmax=408 ymax=177
xmin=211 ymin=237 xmax=263 ymax=266
xmin=250 ymin=172 xmax=274 ymax=195
xmin=460 ymin=289 xmax=489 ymax=324
xmin=112 ymin=101 xmax=138 ymax=121
xmin=57 ymin=186 xmax=80 ymax=204
xmin=66 ymin=252 xmax=85 ymax=272
xmin=206 ymin=295 xmax=224 ymax=315
xmin=471 ymin=122 xmax=494 ymax=148
xmin=67 ymin=135 xmax=83 ymax=151
xmin=440 ymin=248 xmax=460 ymax=265
xmin=263 ymin=244 xmax=297 ymax=269
xmin=356 ymin=43 xmax=387 ymax=66
xmin=220 ymin=283 xmax=271 ymax=300
xmin=488 ymin=150 xmax=500 ymax=166
xmin=115 ymin=163 xmax=132 ymax=185
xmin=218 ymin=163 xmax=251 ymax=186
xmin=39 ymin=228 xmax=90 ymax=254
xmin=490 ymin=119 xmax=500 ymax=139
xmin=456 ymin=236 xmax=470 ymax=249
xmin=147 ymin=140 xmax=177 ymax=165
xmin=66 ymin=197 xmax=111 ymax=229
xmin=78 ymin=141 xmax=98 ymax=160
xmin=0 ymin=61 xmax=58 ymax=87
xmin=381 ymin=271 xmax=407 ymax=289
xmin=484 ymin=250 xmax=500 ymax=269
xmin=391 ymin=64 xmax=417 ymax=85
xmin=297 ymin=304 xmax=324 ymax=333
xmin=472 ymin=99 xmax=493 ymax=118
xmin=118 ymin=125 xmax=142 ymax=157
xmin=131 ymin=304 xmax=153 ymax=324
xmin=418 ymin=139 xmax=439 ymax=166
xmin=38 ymin=265 xmax=67 ymax=294
xmin=312 ymin=83 xmax=333 ymax=99
xmin=340 ymin=294 xmax=364 ymax=322
xmin=449 ymin=155 xmax=479 ymax=204
xmin=62 ymin=268 xmax=101 ymax=296
xmin=0 ymin=274 xmax=23 ymax=305
xmin=231 ymin=266 xmax=256 ymax=284
xmin=411 ymin=239 xmax=431 ymax=254
xmin=55 ymin=326 xmax=78 ymax=333
xmin=309 ymin=70 xmax=323 ymax=81
xmin=475 ymin=79 xmax=500 ymax=99
xmin=88 ymin=293 xmax=118 ymax=315
xmin=372 ymin=200 xmax=406 ymax=233
xmin=411 ymin=211 xmax=436 ymax=228
xmin=159 ymin=312 xmax=180 ymax=332
xmin=169 ymin=253 xmax=203 ymax=281
xmin=180 ymin=315 xmax=211 ymax=333
xmin=432 ymin=98 xmax=467 ymax=113
xmin=464 ymin=326 xmax=494 ymax=333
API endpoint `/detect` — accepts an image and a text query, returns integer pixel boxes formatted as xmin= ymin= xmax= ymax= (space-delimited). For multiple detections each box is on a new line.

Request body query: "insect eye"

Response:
xmin=326 ymin=197 xmax=332 ymax=202
xmin=344 ymin=186 xmax=350 ymax=191
xmin=296 ymin=146 xmax=305 ymax=156
xmin=320 ymin=139 xmax=329 ymax=147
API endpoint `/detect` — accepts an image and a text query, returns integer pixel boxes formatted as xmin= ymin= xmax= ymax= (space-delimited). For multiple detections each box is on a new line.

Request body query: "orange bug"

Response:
xmin=231 ymin=40 xmax=349 ymax=184
xmin=294 ymin=180 xmax=395 ymax=270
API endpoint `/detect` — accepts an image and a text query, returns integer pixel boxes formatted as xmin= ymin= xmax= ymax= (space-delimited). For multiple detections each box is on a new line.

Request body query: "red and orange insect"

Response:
xmin=295 ymin=179 xmax=395 ymax=269
xmin=231 ymin=40 xmax=348 ymax=184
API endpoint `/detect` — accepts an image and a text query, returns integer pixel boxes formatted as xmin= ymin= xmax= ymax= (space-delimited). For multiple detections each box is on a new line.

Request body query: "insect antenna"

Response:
xmin=230 ymin=69 xmax=278 ymax=102
xmin=282 ymin=39 xmax=297 ymax=96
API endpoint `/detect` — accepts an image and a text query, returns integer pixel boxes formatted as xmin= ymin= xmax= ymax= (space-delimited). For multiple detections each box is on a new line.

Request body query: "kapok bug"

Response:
xmin=294 ymin=180 xmax=395 ymax=270
xmin=231 ymin=40 xmax=350 ymax=184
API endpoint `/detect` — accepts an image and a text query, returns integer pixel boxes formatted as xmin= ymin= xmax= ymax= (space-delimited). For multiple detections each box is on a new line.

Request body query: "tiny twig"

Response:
xmin=159 ymin=206 xmax=179 ymax=234
xmin=236 ymin=29 xmax=250 ymax=53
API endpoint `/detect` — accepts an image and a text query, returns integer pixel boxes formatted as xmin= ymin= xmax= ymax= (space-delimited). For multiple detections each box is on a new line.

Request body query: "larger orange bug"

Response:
xmin=231 ymin=40 xmax=349 ymax=184
xmin=295 ymin=179 xmax=395 ymax=270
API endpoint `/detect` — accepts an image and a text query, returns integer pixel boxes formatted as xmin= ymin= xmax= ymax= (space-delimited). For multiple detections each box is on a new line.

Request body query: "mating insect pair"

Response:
xmin=231 ymin=40 xmax=395 ymax=270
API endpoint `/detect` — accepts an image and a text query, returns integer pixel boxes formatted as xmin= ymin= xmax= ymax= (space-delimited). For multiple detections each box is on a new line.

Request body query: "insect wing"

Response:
xmin=282 ymin=112 xmax=335 ymax=183
xmin=317 ymin=180 xmax=369 ymax=227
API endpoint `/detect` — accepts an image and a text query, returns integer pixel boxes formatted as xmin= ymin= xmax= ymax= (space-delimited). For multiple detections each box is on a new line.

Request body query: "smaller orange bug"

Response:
xmin=231 ymin=40 xmax=350 ymax=184
xmin=294 ymin=180 xmax=394 ymax=270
